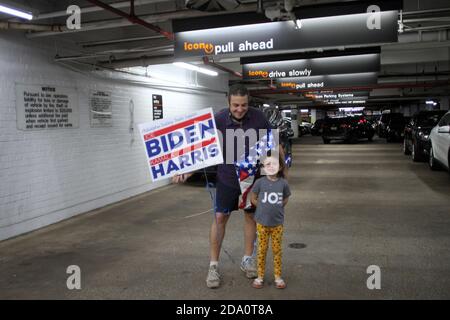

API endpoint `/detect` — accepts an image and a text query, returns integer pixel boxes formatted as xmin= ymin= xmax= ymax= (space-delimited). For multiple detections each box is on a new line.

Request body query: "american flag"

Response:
xmin=235 ymin=129 xmax=277 ymax=210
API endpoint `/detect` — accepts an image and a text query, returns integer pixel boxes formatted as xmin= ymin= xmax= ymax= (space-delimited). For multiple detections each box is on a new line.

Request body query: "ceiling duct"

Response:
xmin=185 ymin=0 xmax=241 ymax=12
xmin=264 ymin=0 xmax=297 ymax=22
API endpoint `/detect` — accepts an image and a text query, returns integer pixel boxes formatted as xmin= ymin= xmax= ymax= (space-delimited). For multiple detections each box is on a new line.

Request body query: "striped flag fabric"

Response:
xmin=235 ymin=129 xmax=276 ymax=210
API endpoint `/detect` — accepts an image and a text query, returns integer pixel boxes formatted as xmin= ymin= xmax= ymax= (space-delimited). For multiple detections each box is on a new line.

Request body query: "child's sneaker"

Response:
xmin=206 ymin=265 xmax=221 ymax=288
xmin=274 ymin=278 xmax=286 ymax=289
xmin=252 ymin=278 xmax=264 ymax=289
xmin=240 ymin=256 xmax=257 ymax=278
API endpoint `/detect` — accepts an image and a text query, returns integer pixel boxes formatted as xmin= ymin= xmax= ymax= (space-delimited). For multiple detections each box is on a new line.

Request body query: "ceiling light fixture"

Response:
xmin=0 ymin=3 xmax=32 ymax=20
xmin=173 ymin=62 xmax=218 ymax=76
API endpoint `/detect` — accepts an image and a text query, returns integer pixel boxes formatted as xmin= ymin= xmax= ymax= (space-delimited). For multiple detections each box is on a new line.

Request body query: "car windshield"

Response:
xmin=380 ymin=114 xmax=391 ymax=123
xmin=417 ymin=112 xmax=446 ymax=127
xmin=325 ymin=117 xmax=348 ymax=125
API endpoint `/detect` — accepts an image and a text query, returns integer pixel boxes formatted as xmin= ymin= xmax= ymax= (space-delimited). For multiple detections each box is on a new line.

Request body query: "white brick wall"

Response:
xmin=0 ymin=32 xmax=229 ymax=241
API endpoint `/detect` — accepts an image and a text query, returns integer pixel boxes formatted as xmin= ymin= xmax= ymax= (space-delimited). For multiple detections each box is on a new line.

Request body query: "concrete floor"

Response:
xmin=1 ymin=135 xmax=450 ymax=299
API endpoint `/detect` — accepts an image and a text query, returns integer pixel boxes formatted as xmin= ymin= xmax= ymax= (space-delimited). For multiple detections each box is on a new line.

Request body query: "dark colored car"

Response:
xmin=403 ymin=110 xmax=447 ymax=161
xmin=363 ymin=115 xmax=380 ymax=133
xmin=299 ymin=122 xmax=312 ymax=136
xmin=378 ymin=113 xmax=403 ymax=138
xmin=385 ymin=113 xmax=406 ymax=142
xmin=311 ymin=119 xmax=325 ymax=136
xmin=322 ymin=115 xmax=375 ymax=144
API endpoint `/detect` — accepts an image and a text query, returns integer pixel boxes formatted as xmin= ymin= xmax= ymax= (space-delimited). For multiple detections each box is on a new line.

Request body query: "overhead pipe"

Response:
xmin=403 ymin=17 xmax=450 ymax=23
xmin=85 ymin=0 xmax=174 ymax=40
xmin=79 ymin=35 xmax=166 ymax=48
xmin=54 ymin=45 xmax=174 ymax=61
xmin=0 ymin=21 xmax=63 ymax=31
xmin=202 ymin=57 xmax=242 ymax=78
xmin=26 ymin=4 xmax=257 ymax=38
xmin=402 ymin=7 xmax=450 ymax=16
xmin=32 ymin=0 xmax=166 ymax=20
xmin=98 ymin=54 xmax=175 ymax=68
xmin=404 ymin=24 xmax=450 ymax=32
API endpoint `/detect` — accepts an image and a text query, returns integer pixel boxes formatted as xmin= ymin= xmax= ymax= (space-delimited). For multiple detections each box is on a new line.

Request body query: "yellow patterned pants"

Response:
xmin=256 ymin=223 xmax=284 ymax=279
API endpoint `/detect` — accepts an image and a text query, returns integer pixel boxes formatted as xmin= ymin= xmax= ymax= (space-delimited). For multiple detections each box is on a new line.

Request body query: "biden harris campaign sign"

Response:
xmin=138 ymin=108 xmax=223 ymax=182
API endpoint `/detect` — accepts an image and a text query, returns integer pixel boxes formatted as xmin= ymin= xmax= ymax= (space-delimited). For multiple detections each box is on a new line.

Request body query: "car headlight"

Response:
xmin=418 ymin=132 xmax=430 ymax=141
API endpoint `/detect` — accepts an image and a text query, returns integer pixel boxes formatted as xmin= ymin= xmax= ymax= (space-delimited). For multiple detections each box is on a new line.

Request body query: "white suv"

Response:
xmin=429 ymin=111 xmax=450 ymax=171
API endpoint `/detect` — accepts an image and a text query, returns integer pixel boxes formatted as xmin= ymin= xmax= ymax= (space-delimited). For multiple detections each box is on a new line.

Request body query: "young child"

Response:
xmin=250 ymin=152 xmax=291 ymax=289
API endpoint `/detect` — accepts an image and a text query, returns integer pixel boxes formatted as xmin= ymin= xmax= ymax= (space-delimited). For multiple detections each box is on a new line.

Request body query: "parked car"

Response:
xmin=403 ymin=110 xmax=447 ymax=161
xmin=385 ymin=113 xmax=406 ymax=142
xmin=378 ymin=112 xmax=403 ymax=138
xmin=322 ymin=115 xmax=374 ymax=144
xmin=282 ymin=118 xmax=294 ymax=136
xmin=365 ymin=115 xmax=380 ymax=132
xmin=311 ymin=119 xmax=325 ymax=136
xmin=299 ymin=121 xmax=312 ymax=136
xmin=352 ymin=115 xmax=375 ymax=141
xmin=280 ymin=118 xmax=294 ymax=167
xmin=263 ymin=106 xmax=293 ymax=166
xmin=429 ymin=110 xmax=450 ymax=171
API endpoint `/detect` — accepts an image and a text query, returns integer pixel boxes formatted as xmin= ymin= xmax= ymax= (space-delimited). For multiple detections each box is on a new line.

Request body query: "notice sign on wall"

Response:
xmin=152 ymin=94 xmax=163 ymax=120
xmin=138 ymin=108 xmax=223 ymax=182
xmin=90 ymin=90 xmax=112 ymax=127
xmin=16 ymin=84 xmax=79 ymax=130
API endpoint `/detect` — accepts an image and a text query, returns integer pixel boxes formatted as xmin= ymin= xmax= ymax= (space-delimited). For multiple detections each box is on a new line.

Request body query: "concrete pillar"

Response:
xmin=290 ymin=108 xmax=299 ymax=138
xmin=404 ymin=105 xmax=410 ymax=117
xmin=440 ymin=97 xmax=449 ymax=110
xmin=316 ymin=109 xmax=326 ymax=120
xmin=310 ymin=109 xmax=317 ymax=124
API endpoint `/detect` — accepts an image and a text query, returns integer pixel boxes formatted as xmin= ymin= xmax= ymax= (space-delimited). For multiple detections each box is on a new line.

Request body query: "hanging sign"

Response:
xmin=174 ymin=11 xmax=398 ymax=58
xmin=242 ymin=53 xmax=380 ymax=80
xmin=276 ymin=73 xmax=378 ymax=90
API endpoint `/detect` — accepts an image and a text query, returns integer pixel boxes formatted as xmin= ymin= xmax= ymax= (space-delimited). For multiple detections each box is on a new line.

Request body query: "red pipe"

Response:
xmin=86 ymin=0 xmax=174 ymax=40
xmin=202 ymin=57 xmax=242 ymax=78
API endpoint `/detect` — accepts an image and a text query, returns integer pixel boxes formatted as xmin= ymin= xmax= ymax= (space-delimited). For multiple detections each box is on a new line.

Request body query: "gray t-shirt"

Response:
xmin=251 ymin=176 xmax=291 ymax=227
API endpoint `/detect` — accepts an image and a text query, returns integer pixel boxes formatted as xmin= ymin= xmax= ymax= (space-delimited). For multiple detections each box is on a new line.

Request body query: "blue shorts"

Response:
xmin=215 ymin=181 xmax=255 ymax=214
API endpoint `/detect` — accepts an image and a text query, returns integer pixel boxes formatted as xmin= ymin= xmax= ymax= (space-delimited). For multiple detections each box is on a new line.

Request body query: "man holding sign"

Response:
xmin=173 ymin=84 xmax=274 ymax=289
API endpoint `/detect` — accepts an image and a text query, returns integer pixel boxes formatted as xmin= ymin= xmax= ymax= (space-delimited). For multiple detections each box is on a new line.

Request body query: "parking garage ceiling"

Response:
xmin=1 ymin=0 xmax=449 ymax=109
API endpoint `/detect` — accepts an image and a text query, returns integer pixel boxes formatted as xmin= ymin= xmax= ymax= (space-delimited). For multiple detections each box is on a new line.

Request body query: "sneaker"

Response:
xmin=206 ymin=265 xmax=221 ymax=288
xmin=252 ymin=278 xmax=264 ymax=289
xmin=240 ymin=257 xmax=257 ymax=279
xmin=274 ymin=278 xmax=286 ymax=289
